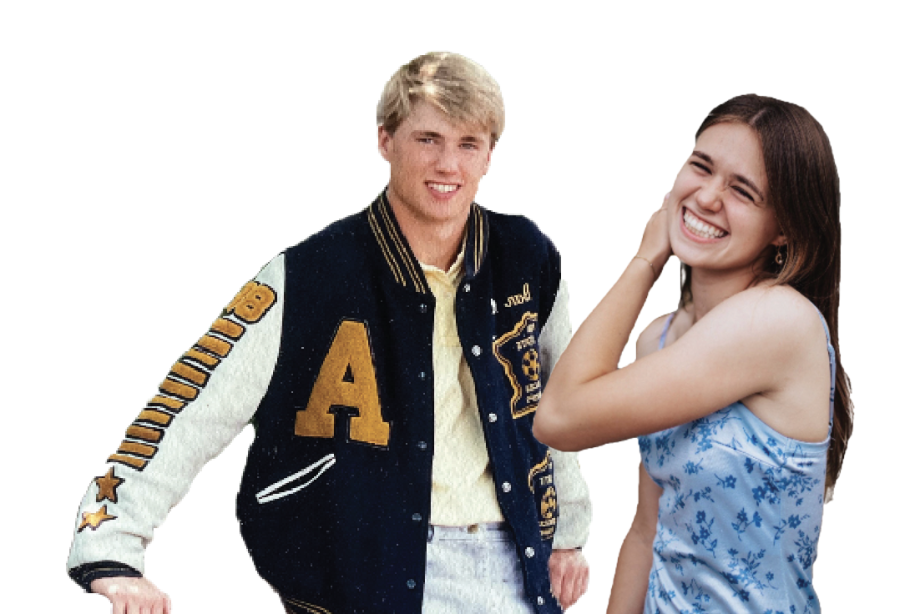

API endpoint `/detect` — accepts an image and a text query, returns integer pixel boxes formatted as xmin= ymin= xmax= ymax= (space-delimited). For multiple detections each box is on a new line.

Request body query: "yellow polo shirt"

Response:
xmin=421 ymin=251 xmax=505 ymax=525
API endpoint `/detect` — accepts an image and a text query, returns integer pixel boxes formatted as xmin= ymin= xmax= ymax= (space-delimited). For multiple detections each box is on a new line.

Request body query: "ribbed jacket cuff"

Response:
xmin=68 ymin=561 xmax=142 ymax=592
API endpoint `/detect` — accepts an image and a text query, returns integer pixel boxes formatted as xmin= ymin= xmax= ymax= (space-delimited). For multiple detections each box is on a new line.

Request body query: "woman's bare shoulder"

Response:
xmin=723 ymin=284 xmax=819 ymax=326
xmin=710 ymin=284 xmax=825 ymax=353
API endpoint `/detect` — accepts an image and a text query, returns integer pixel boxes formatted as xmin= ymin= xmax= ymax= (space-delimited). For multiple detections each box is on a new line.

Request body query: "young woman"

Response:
xmin=534 ymin=95 xmax=852 ymax=613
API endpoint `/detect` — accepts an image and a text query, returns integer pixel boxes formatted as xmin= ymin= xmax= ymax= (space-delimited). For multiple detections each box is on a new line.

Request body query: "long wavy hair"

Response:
xmin=680 ymin=94 xmax=852 ymax=498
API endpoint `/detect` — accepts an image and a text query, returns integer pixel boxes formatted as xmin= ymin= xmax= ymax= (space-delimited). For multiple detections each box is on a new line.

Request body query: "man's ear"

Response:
xmin=378 ymin=125 xmax=392 ymax=161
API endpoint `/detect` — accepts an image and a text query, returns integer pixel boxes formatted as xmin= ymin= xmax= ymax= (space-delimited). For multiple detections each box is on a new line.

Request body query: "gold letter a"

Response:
xmin=295 ymin=320 xmax=390 ymax=447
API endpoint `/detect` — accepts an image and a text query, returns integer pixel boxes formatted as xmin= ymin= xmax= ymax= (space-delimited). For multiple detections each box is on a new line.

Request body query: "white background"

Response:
xmin=2 ymin=2 xmax=895 ymax=612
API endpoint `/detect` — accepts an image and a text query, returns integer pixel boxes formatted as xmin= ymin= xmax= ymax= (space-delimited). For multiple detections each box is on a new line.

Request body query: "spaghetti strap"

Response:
xmin=658 ymin=312 xmax=676 ymax=351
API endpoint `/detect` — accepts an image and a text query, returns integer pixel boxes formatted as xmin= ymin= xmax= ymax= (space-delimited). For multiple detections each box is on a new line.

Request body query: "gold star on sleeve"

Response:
xmin=78 ymin=505 xmax=117 ymax=532
xmin=94 ymin=468 xmax=125 ymax=503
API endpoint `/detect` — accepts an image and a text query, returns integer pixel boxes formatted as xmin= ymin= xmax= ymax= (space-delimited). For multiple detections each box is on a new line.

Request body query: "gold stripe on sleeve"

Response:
xmin=148 ymin=395 xmax=185 ymax=412
xmin=184 ymin=348 xmax=220 ymax=368
xmin=126 ymin=425 xmax=164 ymax=443
xmin=136 ymin=409 xmax=174 ymax=426
xmin=108 ymin=454 xmax=148 ymax=470
xmin=170 ymin=361 xmax=209 ymax=387
xmin=159 ymin=378 xmax=199 ymax=400
xmin=210 ymin=317 xmax=246 ymax=339
xmin=117 ymin=441 xmax=158 ymax=458
xmin=196 ymin=335 xmax=233 ymax=358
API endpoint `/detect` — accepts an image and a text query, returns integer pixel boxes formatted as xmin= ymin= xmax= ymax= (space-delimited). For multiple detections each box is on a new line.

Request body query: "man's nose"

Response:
xmin=434 ymin=145 xmax=461 ymax=173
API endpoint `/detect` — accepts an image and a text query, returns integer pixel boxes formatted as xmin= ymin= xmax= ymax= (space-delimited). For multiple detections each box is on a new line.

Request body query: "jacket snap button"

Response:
xmin=471 ymin=345 xmax=481 ymax=356
xmin=501 ymin=482 xmax=511 ymax=493
xmin=412 ymin=513 xmax=422 ymax=522
xmin=463 ymin=284 xmax=470 ymax=292
xmin=537 ymin=596 xmax=545 ymax=605
xmin=525 ymin=547 xmax=535 ymax=558
xmin=407 ymin=579 xmax=416 ymax=589
xmin=488 ymin=413 xmax=497 ymax=423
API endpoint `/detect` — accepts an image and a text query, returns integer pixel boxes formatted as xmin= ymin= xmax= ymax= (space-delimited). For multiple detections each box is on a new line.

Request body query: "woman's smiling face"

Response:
xmin=667 ymin=121 xmax=785 ymax=274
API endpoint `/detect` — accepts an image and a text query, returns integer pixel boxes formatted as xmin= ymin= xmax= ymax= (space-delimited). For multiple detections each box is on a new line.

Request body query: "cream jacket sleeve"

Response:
xmin=539 ymin=279 xmax=593 ymax=549
xmin=66 ymin=255 xmax=285 ymax=589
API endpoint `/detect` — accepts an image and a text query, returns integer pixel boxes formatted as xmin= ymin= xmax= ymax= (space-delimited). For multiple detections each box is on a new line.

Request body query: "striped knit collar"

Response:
xmin=367 ymin=190 xmax=488 ymax=295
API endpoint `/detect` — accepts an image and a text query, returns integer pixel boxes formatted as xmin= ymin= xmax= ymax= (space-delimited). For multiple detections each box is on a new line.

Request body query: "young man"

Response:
xmin=67 ymin=52 xmax=592 ymax=613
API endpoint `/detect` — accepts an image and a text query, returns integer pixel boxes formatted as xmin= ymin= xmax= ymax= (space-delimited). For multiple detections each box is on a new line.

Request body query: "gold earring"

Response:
xmin=775 ymin=248 xmax=785 ymax=266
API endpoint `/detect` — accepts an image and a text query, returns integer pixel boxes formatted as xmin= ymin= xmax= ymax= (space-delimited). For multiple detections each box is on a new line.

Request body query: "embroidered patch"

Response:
xmin=529 ymin=451 xmax=557 ymax=541
xmin=78 ymin=505 xmax=117 ymax=532
xmin=295 ymin=319 xmax=391 ymax=447
xmin=108 ymin=280 xmax=277 ymax=471
xmin=493 ymin=312 xmax=543 ymax=418
xmin=94 ymin=468 xmax=124 ymax=504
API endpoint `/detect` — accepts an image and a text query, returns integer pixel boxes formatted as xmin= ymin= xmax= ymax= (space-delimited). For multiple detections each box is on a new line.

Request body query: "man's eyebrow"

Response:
xmin=691 ymin=149 xmax=764 ymax=201
xmin=414 ymin=130 xmax=443 ymax=138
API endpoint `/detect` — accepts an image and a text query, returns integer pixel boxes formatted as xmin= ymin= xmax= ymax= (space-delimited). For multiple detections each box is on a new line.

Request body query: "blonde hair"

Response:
xmin=377 ymin=52 xmax=505 ymax=146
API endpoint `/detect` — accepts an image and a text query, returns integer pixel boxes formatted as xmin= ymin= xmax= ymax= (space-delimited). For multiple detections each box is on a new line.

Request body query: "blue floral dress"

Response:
xmin=639 ymin=312 xmax=835 ymax=614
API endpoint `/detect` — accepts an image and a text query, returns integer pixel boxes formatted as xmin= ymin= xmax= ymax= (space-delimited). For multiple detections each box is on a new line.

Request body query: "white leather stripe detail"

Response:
xmin=255 ymin=454 xmax=336 ymax=504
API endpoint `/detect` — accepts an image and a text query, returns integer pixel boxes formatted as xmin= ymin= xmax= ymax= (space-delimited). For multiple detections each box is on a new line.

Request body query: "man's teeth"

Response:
xmin=429 ymin=183 xmax=458 ymax=193
xmin=683 ymin=209 xmax=727 ymax=239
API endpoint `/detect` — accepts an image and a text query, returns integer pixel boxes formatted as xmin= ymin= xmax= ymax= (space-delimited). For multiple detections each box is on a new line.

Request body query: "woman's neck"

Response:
xmin=687 ymin=265 xmax=763 ymax=323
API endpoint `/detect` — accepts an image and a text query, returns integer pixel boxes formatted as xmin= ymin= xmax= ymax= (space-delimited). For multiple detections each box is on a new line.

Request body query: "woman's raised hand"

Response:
xmin=635 ymin=193 xmax=673 ymax=280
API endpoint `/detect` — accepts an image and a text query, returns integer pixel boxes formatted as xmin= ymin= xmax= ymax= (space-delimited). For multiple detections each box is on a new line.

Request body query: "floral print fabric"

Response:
xmin=639 ymin=313 xmax=835 ymax=613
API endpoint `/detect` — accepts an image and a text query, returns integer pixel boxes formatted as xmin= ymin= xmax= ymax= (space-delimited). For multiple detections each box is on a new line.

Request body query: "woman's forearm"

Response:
xmin=608 ymin=464 xmax=660 ymax=613
xmin=534 ymin=258 xmax=655 ymax=447
xmin=553 ymin=258 xmax=654 ymax=385
xmin=607 ymin=524 xmax=655 ymax=614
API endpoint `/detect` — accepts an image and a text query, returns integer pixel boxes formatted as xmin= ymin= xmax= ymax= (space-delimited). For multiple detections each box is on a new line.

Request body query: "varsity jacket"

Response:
xmin=67 ymin=194 xmax=592 ymax=613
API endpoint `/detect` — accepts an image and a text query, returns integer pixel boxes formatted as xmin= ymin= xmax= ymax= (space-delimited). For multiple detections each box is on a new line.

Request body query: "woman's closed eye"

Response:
xmin=690 ymin=160 xmax=711 ymax=174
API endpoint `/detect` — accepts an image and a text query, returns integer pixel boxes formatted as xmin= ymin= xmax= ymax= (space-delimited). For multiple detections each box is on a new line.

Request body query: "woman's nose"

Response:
xmin=695 ymin=181 xmax=723 ymax=212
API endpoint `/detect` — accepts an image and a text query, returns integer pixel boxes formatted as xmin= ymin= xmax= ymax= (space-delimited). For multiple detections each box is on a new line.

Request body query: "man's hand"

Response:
xmin=548 ymin=548 xmax=589 ymax=610
xmin=90 ymin=576 xmax=171 ymax=614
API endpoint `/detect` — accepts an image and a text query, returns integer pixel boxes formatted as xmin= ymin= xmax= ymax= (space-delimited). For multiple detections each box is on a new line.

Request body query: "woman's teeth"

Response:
xmin=683 ymin=208 xmax=726 ymax=239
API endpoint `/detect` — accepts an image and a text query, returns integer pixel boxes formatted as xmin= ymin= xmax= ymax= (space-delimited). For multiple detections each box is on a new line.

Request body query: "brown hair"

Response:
xmin=681 ymin=94 xmax=852 ymax=498
xmin=376 ymin=52 xmax=504 ymax=146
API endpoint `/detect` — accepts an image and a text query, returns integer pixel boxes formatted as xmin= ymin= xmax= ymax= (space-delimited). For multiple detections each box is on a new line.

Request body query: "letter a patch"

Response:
xmin=295 ymin=320 xmax=390 ymax=447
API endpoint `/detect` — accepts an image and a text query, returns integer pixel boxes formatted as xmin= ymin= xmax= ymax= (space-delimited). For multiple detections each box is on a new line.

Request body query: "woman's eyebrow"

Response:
xmin=691 ymin=150 xmax=714 ymax=164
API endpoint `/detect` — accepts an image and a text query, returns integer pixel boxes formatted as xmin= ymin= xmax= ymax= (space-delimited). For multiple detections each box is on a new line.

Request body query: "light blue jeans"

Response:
xmin=280 ymin=523 xmax=537 ymax=613
xmin=422 ymin=523 xmax=535 ymax=614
